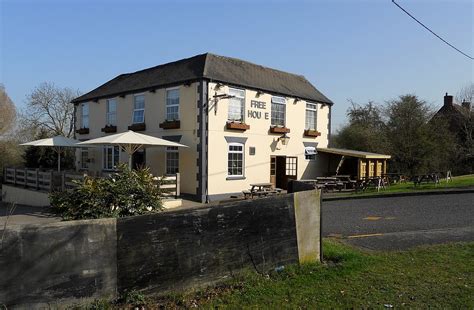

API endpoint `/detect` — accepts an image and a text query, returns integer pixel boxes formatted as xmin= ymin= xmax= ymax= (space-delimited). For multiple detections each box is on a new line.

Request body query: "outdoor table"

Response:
xmin=249 ymin=183 xmax=274 ymax=192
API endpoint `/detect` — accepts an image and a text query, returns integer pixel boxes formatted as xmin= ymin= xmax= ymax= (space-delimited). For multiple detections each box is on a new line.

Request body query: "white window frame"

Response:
xmin=106 ymin=98 xmax=117 ymax=126
xmin=81 ymin=102 xmax=89 ymax=128
xmin=227 ymin=142 xmax=244 ymax=177
xmin=166 ymin=87 xmax=180 ymax=121
xmin=271 ymin=96 xmax=286 ymax=127
xmin=165 ymin=146 xmax=179 ymax=175
xmin=305 ymin=102 xmax=318 ymax=130
xmin=80 ymin=148 xmax=89 ymax=169
xmin=227 ymin=87 xmax=245 ymax=122
xmin=132 ymin=94 xmax=145 ymax=124
xmin=102 ymin=146 xmax=120 ymax=170
xmin=304 ymin=146 xmax=317 ymax=161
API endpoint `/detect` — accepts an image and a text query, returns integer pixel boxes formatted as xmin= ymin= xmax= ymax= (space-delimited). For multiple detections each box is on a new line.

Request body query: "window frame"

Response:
xmin=227 ymin=87 xmax=246 ymax=123
xmin=132 ymin=94 xmax=145 ymax=124
xmin=106 ymin=98 xmax=117 ymax=126
xmin=271 ymin=96 xmax=286 ymax=127
xmin=80 ymin=147 xmax=89 ymax=169
xmin=227 ymin=142 xmax=245 ymax=178
xmin=304 ymin=146 xmax=317 ymax=161
xmin=165 ymin=146 xmax=179 ymax=175
xmin=81 ymin=102 xmax=89 ymax=128
xmin=166 ymin=87 xmax=180 ymax=121
xmin=305 ymin=102 xmax=318 ymax=130
xmin=102 ymin=145 xmax=120 ymax=171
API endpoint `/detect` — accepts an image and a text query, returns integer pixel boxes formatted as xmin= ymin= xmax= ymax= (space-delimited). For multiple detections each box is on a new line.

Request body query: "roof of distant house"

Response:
xmin=71 ymin=53 xmax=333 ymax=105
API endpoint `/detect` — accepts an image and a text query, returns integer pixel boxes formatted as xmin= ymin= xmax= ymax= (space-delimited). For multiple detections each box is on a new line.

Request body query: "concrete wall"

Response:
xmin=0 ymin=218 xmax=117 ymax=307
xmin=0 ymin=190 xmax=321 ymax=307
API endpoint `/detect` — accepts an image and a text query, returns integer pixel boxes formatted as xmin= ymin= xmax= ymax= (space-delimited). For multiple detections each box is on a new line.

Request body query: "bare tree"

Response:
xmin=22 ymin=82 xmax=80 ymax=138
xmin=455 ymin=82 xmax=474 ymax=104
xmin=0 ymin=84 xmax=17 ymax=136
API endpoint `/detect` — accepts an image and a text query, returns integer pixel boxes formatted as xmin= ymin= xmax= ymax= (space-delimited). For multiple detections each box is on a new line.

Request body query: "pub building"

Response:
xmin=72 ymin=53 xmax=389 ymax=203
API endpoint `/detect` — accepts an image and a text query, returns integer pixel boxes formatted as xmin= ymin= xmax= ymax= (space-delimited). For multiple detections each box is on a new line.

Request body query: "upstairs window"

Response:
xmin=228 ymin=143 xmax=244 ymax=176
xmin=106 ymin=99 xmax=117 ymax=126
xmin=271 ymin=96 xmax=286 ymax=127
xmin=166 ymin=88 xmax=180 ymax=121
xmin=305 ymin=103 xmax=318 ymax=130
xmin=228 ymin=88 xmax=245 ymax=122
xmin=166 ymin=146 xmax=179 ymax=175
xmin=133 ymin=94 xmax=145 ymax=124
xmin=103 ymin=146 xmax=120 ymax=170
xmin=81 ymin=103 xmax=89 ymax=128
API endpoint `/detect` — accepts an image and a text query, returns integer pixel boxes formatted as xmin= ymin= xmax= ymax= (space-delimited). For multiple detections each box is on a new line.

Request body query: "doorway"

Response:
xmin=270 ymin=156 xmax=297 ymax=190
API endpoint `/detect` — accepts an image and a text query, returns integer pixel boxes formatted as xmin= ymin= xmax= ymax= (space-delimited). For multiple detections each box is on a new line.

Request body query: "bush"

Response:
xmin=50 ymin=164 xmax=163 ymax=220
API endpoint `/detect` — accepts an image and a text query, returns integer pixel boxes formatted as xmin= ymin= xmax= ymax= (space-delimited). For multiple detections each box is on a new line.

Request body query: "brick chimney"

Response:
xmin=444 ymin=92 xmax=453 ymax=107
xmin=462 ymin=101 xmax=471 ymax=111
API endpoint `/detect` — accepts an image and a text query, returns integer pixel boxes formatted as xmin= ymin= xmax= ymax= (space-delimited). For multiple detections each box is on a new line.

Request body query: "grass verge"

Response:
xmin=326 ymin=174 xmax=474 ymax=199
xmin=92 ymin=240 xmax=473 ymax=309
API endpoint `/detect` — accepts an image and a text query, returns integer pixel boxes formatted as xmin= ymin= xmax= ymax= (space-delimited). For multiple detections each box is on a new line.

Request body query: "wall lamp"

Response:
xmin=278 ymin=133 xmax=290 ymax=146
xmin=215 ymin=82 xmax=224 ymax=90
xmin=256 ymin=90 xmax=264 ymax=97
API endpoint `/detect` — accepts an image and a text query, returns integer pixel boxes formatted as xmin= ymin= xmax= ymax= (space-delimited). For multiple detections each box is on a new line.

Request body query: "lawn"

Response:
xmin=327 ymin=174 xmax=474 ymax=199
xmin=117 ymin=240 xmax=473 ymax=309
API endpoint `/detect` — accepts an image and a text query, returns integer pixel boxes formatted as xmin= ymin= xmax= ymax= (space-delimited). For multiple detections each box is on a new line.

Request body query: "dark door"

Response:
xmin=132 ymin=149 xmax=146 ymax=170
xmin=276 ymin=156 xmax=287 ymax=189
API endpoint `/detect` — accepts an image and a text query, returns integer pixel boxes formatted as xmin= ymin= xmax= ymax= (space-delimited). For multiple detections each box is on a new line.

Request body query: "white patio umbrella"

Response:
xmin=77 ymin=130 xmax=188 ymax=169
xmin=20 ymin=135 xmax=81 ymax=172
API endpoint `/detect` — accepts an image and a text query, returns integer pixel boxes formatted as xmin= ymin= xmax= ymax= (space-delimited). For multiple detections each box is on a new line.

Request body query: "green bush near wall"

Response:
xmin=50 ymin=164 xmax=163 ymax=220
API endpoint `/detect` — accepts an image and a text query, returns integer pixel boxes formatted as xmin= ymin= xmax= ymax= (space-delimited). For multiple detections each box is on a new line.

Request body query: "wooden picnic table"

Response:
xmin=412 ymin=173 xmax=440 ymax=186
xmin=243 ymin=183 xmax=281 ymax=199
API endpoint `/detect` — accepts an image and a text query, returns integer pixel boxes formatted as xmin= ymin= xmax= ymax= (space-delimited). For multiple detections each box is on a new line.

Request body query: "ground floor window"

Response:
xmin=305 ymin=146 xmax=317 ymax=160
xmin=228 ymin=143 xmax=244 ymax=176
xmin=166 ymin=146 xmax=179 ymax=175
xmin=81 ymin=148 xmax=89 ymax=169
xmin=103 ymin=146 xmax=119 ymax=170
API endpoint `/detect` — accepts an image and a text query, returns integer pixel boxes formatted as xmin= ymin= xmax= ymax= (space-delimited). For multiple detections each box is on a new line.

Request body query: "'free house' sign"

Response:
xmin=248 ymin=100 xmax=269 ymax=120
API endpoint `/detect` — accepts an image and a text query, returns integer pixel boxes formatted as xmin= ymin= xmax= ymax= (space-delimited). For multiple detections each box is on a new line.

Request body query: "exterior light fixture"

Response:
xmin=256 ymin=90 xmax=264 ymax=97
xmin=278 ymin=132 xmax=290 ymax=145
xmin=215 ymin=83 xmax=223 ymax=90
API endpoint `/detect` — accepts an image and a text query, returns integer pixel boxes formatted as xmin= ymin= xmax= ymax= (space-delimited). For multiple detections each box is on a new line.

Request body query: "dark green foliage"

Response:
xmin=22 ymin=129 xmax=75 ymax=170
xmin=334 ymin=95 xmax=458 ymax=175
xmin=50 ymin=164 xmax=163 ymax=220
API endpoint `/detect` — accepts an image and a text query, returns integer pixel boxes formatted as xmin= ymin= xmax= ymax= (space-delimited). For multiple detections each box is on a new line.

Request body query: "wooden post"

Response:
xmin=365 ymin=160 xmax=370 ymax=179
xmin=35 ymin=169 xmax=39 ymax=190
xmin=61 ymin=172 xmax=66 ymax=191
xmin=50 ymin=170 xmax=54 ymax=192
xmin=175 ymin=173 xmax=180 ymax=198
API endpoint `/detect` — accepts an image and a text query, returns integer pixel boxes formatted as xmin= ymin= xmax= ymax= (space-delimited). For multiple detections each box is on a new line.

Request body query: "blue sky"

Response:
xmin=1 ymin=0 xmax=472 ymax=130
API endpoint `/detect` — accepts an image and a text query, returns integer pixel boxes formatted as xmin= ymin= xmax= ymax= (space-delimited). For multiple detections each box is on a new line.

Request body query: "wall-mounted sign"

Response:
xmin=248 ymin=100 xmax=269 ymax=120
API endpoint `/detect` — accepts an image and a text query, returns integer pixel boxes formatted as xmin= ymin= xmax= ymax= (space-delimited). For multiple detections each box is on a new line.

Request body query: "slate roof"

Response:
xmin=71 ymin=53 xmax=333 ymax=105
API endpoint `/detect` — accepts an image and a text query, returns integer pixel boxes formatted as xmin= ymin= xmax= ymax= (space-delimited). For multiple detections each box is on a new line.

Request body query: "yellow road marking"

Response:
xmin=363 ymin=216 xmax=382 ymax=221
xmin=347 ymin=233 xmax=384 ymax=239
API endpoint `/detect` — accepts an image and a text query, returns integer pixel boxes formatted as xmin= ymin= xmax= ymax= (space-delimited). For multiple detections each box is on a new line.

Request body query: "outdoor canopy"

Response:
xmin=20 ymin=135 xmax=81 ymax=172
xmin=77 ymin=130 xmax=188 ymax=168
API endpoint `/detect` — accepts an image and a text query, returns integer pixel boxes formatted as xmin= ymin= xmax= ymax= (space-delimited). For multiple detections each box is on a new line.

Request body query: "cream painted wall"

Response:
xmin=74 ymin=83 xmax=199 ymax=195
xmin=207 ymin=82 xmax=330 ymax=196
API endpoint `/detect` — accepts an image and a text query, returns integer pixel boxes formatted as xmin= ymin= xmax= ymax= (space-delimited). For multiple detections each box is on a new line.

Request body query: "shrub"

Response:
xmin=50 ymin=164 xmax=163 ymax=220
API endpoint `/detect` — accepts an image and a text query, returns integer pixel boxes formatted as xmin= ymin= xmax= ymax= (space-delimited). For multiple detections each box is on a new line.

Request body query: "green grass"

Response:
xmin=145 ymin=240 xmax=474 ymax=309
xmin=328 ymin=174 xmax=474 ymax=198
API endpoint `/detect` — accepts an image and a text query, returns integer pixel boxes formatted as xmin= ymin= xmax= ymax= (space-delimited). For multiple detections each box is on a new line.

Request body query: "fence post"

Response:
xmin=50 ymin=171 xmax=54 ymax=192
xmin=175 ymin=173 xmax=180 ymax=198
xmin=35 ymin=169 xmax=39 ymax=190
xmin=61 ymin=172 xmax=65 ymax=191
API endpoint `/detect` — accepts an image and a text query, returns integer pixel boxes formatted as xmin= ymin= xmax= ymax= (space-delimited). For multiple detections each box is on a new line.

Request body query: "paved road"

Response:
xmin=0 ymin=203 xmax=60 ymax=227
xmin=323 ymin=193 xmax=474 ymax=250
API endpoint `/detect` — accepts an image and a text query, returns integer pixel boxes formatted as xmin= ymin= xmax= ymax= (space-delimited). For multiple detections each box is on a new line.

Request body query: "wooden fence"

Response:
xmin=3 ymin=168 xmax=180 ymax=198
xmin=159 ymin=173 xmax=180 ymax=199
xmin=3 ymin=168 xmax=84 ymax=192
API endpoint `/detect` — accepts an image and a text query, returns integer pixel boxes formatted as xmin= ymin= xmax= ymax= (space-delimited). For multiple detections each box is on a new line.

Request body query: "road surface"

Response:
xmin=323 ymin=192 xmax=474 ymax=250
